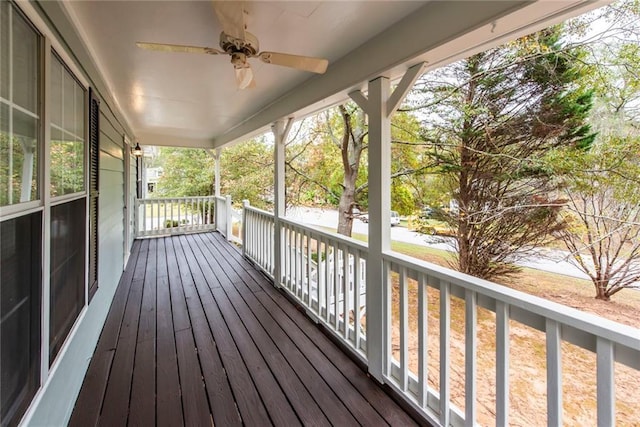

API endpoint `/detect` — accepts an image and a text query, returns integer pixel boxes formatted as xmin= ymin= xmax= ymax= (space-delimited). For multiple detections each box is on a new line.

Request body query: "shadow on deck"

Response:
xmin=69 ymin=232 xmax=419 ymax=426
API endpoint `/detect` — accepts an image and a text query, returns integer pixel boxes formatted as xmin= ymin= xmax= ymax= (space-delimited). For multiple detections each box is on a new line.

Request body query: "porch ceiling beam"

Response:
xmin=212 ymin=0 xmax=603 ymax=148
xmin=136 ymin=132 xmax=213 ymax=149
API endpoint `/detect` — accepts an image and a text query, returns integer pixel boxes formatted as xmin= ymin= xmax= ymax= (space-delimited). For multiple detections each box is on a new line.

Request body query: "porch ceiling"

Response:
xmin=54 ymin=0 xmax=603 ymax=149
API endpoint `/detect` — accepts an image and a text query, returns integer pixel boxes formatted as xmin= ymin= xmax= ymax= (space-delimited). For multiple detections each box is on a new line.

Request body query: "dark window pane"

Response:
xmin=1 ymin=212 xmax=42 ymax=427
xmin=49 ymin=198 xmax=86 ymax=363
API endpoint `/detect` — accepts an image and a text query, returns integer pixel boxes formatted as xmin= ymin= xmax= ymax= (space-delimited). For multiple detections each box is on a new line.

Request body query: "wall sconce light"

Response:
xmin=132 ymin=142 xmax=143 ymax=157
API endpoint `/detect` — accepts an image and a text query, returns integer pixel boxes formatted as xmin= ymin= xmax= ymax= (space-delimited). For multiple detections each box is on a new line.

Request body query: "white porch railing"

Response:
xmin=135 ymin=196 xmax=215 ymax=237
xmin=241 ymin=205 xmax=640 ymax=427
xmin=214 ymin=195 xmax=243 ymax=244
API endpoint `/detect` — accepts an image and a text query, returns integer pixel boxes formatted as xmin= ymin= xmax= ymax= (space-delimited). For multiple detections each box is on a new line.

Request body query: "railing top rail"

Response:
xmin=279 ymin=216 xmax=368 ymax=252
xmin=215 ymin=195 xmax=226 ymax=202
xmin=243 ymin=205 xmax=368 ymax=251
xmin=383 ymin=250 xmax=640 ymax=350
xmin=136 ymin=196 xmax=216 ymax=203
xmin=244 ymin=205 xmax=274 ymax=217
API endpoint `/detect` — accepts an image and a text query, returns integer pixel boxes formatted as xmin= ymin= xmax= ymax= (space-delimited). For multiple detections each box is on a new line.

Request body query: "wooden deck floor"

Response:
xmin=69 ymin=232 xmax=419 ymax=426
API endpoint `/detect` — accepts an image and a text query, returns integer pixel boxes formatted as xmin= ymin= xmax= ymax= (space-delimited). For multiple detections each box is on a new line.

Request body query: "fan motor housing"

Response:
xmin=219 ymin=31 xmax=259 ymax=56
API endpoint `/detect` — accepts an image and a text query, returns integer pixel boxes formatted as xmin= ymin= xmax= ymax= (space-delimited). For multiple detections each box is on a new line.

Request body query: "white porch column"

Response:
xmin=214 ymin=148 xmax=221 ymax=198
xmin=272 ymin=118 xmax=293 ymax=288
xmin=349 ymin=62 xmax=426 ymax=383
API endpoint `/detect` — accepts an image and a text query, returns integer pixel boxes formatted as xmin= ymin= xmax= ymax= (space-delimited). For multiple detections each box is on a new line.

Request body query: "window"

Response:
xmin=49 ymin=198 xmax=86 ymax=363
xmin=0 ymin=212 xmax=42 ymax=427
xmin=0 ymin=1 xmax=40 ymax=207
xmin=48 ymin=53 xmax=87 ymax=363
xmin=50 ymin=54 xmax=85 ymax=197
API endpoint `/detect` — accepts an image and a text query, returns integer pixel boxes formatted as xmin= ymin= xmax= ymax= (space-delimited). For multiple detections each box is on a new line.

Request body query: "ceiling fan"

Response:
xmin=136 ymin=1 xmax=329 ymax=89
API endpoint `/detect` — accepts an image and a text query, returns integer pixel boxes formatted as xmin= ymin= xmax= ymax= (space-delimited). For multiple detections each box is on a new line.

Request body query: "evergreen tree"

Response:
xmin=411 ymin=26 xmax=595 ymax=280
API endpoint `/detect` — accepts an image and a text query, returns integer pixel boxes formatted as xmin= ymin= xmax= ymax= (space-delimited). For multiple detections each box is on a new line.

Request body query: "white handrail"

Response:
xmin=241 ymin=206 xmax=640 ymax=426
xmin=135 ymin=196 xmax=215 ymax=237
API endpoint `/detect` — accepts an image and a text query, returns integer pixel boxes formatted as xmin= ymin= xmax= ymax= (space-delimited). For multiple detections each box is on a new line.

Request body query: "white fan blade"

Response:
xmin=136 ymin=42 xmax=222 ymax=55
xmin=234 ymin=66 xmax=255 ymax=90
xmin=258 ymin=52 xmax=328 ymax=74
xmin=213 ymin=1 xmax=246 ymax=41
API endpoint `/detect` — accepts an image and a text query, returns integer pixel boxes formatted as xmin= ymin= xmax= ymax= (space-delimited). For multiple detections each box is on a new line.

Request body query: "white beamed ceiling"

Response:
xmin=58 ymin=0 xmax=604 ymax=149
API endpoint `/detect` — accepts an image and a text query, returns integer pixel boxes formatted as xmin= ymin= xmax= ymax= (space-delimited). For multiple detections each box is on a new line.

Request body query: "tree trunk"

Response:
xmin=456 ymin=57 xmax=478 ymax=276
xmin=335 ymin=105 xmax=364 ymax=237
xmin=595 ymin=280 xmax=611 ymax=301
xmin=337 ymin=169 xmax=357 ymax=236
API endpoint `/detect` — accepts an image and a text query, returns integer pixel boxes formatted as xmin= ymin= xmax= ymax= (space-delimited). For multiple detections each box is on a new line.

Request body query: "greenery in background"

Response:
xmin=220 ymin=137 xmax=273 ymax=210
xmin=0 ymin=134 xmax=38 ymax=206
xmin=50 ymin=138 xmax=84 ymax=196
xmin=286 ymin=106 xmax=427 ymax=236
xmin=155 ymin=147 xmax=214 ymax=197
xmin=154 ymin=137 xmax=273 ymax=211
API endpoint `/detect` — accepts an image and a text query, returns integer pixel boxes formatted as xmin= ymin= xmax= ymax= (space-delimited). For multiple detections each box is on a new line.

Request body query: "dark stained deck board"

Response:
xmin=154 ymin=238 xmax=184 ymax=427
xmin=208 ymin=232 xmax=420 ymax=427
xmin=129 ymin=238 xmax=158 ymax=426
xmin=70 ymin=232 xmax=419 ymax=427
xmin=192 ymin=233 xmax=364 ymax=426
xmin=68 ymin=240 xmax=142 ymax=427
xmin=169 ymin=237 xmax=214 ymax=427
xmin=177 ymin=235 xmax=302 ymax=426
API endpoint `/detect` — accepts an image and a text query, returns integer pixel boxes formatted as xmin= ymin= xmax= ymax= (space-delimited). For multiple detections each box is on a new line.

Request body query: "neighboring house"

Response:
xmin=144 ymin=166 xmax=163 ymax=195
xmin=1 ymin=2 xmax=635 ymax=427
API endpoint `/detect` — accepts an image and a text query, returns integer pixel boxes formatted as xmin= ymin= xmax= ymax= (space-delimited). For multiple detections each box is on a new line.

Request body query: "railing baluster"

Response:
xmin=354 ymin=251 xmax=361 ymax=352
xmin=307 ymin=235 xmax=312 ymax=306
xmin=324 ymin=240 xmax=330 ymax=323
xmin=400 ymin=266 xmax=409 ymax=391
xmin=418 ymin=273 xmax=428 ymax=408
xmin=465 ymin=289 xmax=477 ymax=426
xmin=496 ymin=301 xmax=510 ymax=427
xmin=439 ymin=279 xmax=450 ymax=427
xmin=383 ymin=259 xmax=392 ymax=376
xmin=150 ymin=200 xmax=155 ymax=235
xmin=333 ymin=245 xmax=340 ymax=331
xmin=596 ymin=337 xmax=615 ymax=427
xmin=342 ymin=245 xmax=351 ymax=342
xmin=546 ymin=319 xmax=562 ymax=427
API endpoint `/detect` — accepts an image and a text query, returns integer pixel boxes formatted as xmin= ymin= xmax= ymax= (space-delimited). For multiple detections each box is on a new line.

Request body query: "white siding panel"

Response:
xmin=98 ymin=159 xmax=125 ymax=286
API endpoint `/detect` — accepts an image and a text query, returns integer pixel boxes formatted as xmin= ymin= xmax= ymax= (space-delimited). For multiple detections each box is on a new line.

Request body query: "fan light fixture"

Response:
xmin=135 ymin=1 xmax=329 ymax=89
xmin=132 ymin=142 xmax=143 ymax=157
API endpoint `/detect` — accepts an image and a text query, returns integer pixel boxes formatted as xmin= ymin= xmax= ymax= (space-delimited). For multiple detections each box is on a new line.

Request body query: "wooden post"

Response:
xmin=242 ymin=199 xmax=249 ymax=256
xmin=214 ymin=148 xmax=221 ymax=198
xmin=349 ymin=63 xmax=426 ymax=383
xmin=272 ymin=118 xmax=293 ymax=288
xmin=225 ymin=195 xmax=232 ymax=241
